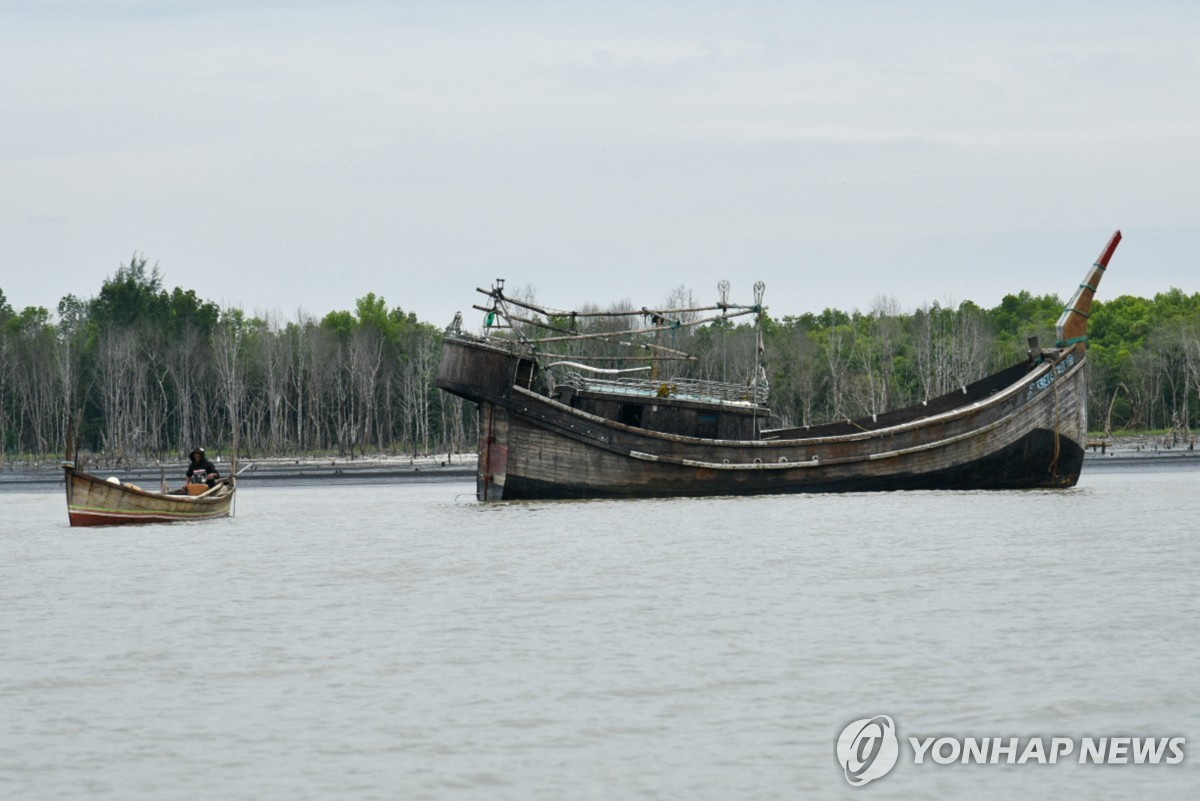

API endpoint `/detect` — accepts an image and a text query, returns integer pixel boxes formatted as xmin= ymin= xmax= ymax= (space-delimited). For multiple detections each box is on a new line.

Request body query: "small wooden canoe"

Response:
xmin=62 ymin=462 xmax=235 ymax=526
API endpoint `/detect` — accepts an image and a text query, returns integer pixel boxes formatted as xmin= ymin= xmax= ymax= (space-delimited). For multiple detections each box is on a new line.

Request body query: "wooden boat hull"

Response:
xmin=63 ymin=466 xmax=235 ymax=526
xmin=438 ymin=336 xmax=1090 ymax=501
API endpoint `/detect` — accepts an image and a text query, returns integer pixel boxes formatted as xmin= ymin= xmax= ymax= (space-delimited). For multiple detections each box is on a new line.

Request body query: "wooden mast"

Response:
xmin=1056 ymin=230 xmax=1122 ymax=350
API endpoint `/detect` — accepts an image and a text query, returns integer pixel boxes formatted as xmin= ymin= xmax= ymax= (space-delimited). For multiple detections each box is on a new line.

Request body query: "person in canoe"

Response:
xmin=186 ymin=447 xmax=220 ymax=488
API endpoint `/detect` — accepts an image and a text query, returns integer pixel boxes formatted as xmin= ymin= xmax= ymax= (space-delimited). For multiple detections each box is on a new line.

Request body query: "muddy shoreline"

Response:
xmin=2 ymin=438 xmax=1197 ymax=491
xmin=0 ymin=454 xmax=477 ymax=491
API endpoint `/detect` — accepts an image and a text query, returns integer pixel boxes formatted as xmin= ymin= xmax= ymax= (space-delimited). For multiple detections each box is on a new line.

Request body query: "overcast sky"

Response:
xmin=3 ymin=0 xmax=1198 ymax=326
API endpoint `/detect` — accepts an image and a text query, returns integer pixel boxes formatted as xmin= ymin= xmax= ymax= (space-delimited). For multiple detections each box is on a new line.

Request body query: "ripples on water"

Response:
xmin=2 ymin=468 xmax=1197 ymax=800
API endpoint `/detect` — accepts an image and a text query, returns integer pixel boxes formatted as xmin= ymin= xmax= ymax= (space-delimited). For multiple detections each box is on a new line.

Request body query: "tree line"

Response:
xmin=756 ymin=287 xmax=1200 ymax=439
xmin=0 ymin=256 xmax=467 ymax=465
xmin=3 ymin=257 xmax=1199 ymax=464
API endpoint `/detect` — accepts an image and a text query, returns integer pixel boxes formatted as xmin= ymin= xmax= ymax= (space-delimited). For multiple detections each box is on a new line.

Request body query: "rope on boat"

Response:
xmin=526 ymin=306 xmax=761 ymax=344
xmin=477 ymin=284 xmax=760 ymax=319
xmin=475 ymin=277 xmax=773 ymax=404
xmin=1049 ymin=370 xmax=1062 ymax=478
xmin=545 ymin=362 xmax=652 ymax=375
xmin=474 ymin=304 xmax=579 ymax=336
xmin=536 ymin=352 xmax=695 ymax=363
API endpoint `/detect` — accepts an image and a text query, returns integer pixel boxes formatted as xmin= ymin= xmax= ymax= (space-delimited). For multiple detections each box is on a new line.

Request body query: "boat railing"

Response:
xmin=560 ymin=372 xmax=768 ymax=405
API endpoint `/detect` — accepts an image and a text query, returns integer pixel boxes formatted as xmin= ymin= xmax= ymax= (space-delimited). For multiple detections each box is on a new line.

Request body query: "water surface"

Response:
xmin=2 ymin=468 xmax=1197 ymax=799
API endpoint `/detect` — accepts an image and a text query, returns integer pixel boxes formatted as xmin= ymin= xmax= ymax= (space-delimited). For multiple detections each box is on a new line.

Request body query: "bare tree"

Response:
xmin=212 ymin=316 xmax=247 ymax=460
xmin=1183 ymin=322 xmax=1200 ymax=444
xmin=853 ymin=297 xmax=906 ymax=417
xmin=350 ymin=325 xmax=384 ymax=454
xmin=821 ymin=310 xmax=853 ymax=419
xmin=95 ymin=329 xmax=150 ymax=463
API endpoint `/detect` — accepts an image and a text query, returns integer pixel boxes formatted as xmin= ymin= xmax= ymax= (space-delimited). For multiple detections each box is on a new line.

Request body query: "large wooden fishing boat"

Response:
xmin=62 ymin=462 xmax=236 ymax=526
xmin=437 ymin=232 xmax=1122 ymax=501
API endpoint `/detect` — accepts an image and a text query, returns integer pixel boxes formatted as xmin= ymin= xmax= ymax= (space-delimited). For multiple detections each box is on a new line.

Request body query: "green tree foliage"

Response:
xmin=89 ymin=254 xmax=219 ymax=337
xmin=0 ymin=265 xmax=470 ymax=461
xmin=2 ymin=266 xmax=1199 ymax=461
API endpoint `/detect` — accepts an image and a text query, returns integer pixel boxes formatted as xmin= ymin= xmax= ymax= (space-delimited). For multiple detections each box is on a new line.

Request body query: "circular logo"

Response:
xmin=836 ymin=715 xmax=899 ymax=787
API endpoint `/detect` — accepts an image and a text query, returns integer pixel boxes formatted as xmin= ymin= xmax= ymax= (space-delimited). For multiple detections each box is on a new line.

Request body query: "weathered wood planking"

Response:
xmin=63 ymin=465 xmax=235 ymax=526
xmin=436 ymin=232 xmax=1118 ymax=501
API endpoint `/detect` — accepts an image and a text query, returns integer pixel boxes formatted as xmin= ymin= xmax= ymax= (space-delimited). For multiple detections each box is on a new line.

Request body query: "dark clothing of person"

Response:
xmin=187 ymin=456 xmax=220 ymax=487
